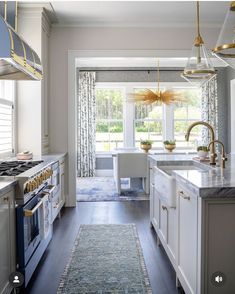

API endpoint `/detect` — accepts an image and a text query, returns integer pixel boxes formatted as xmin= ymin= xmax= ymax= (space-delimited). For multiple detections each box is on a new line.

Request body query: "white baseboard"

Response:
xmin=95 ymin=169 xmax=113 ymax=177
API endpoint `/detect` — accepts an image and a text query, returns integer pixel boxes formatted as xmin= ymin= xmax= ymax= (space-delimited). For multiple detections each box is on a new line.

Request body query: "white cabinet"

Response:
xmin=150 ymin=165 xmax=177 ymax=268
xmin=151 ymin=185 xmax=160 ymax=231
xmin=176 ymin=184 xmax=198 ymax=294
xmin=159 ymin=200 xmax=168 ymax=243
xmin=60 ymin=158 xmax=65 ymax=203
xmin=0 ymin=188 xmax=15 ymax=294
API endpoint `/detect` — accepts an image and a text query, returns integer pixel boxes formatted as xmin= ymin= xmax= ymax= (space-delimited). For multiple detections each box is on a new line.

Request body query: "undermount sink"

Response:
xmin=153 ymin=161 xmax=210 ymax=207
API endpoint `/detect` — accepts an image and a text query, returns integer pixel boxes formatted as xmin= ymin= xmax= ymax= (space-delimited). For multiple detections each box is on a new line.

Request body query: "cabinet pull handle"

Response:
xmin=162 ymin=205 xmax=168 ymax=210
xmin=178 ymin=190 xmax=190 ymax=200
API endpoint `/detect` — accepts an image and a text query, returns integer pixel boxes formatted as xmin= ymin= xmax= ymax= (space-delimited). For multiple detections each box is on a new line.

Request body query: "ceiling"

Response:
xmin=50 ymin=1 xmax=228 ymax=27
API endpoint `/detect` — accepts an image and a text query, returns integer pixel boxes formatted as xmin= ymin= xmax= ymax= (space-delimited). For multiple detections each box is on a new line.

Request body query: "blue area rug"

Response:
xmin=57 ymin=224 xmax=152 ymax=294
xmin=77 ymin=177 xmax=149 ymax=202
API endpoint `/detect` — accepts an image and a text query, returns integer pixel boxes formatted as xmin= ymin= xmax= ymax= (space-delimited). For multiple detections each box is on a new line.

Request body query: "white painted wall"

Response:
xmin=231 ymin=79 xmax=235 ymax=154
xmin=17 ymin=10 xmax=42 ymax=156
xmin=49 ymin=26 xmax=221 ymax=153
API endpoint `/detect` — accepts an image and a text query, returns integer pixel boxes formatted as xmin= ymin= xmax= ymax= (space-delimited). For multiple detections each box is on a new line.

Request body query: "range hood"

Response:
xmin=0 ymin=14 xmax=42 ymax=80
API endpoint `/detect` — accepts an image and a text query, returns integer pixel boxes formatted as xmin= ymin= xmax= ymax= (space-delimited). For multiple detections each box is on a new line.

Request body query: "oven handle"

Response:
xmin=42 ymin=185 xmax=56 ymax=196
xmin=24 ymin=200 xmax=43 ymax=217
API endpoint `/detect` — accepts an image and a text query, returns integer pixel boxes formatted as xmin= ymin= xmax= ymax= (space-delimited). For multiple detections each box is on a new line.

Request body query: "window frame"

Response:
xmin=95 ymin=82 xmax=201 ymax=154
xmin=0 ymin=81 xmax=16 ymax=158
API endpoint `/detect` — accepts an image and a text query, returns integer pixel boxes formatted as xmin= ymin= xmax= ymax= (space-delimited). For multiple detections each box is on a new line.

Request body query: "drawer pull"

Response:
xmin=178 ymin=190 xmax=190 ymax=200
xmin=162 ymin=205 xmax=168 ymax=211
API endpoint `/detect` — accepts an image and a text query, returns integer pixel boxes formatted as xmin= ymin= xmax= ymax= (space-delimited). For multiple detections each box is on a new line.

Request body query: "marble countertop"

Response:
xmin=0 ymin=180 xmax=17 ymax=198
xmin=149 ymin=153 xmax=235 ymax=198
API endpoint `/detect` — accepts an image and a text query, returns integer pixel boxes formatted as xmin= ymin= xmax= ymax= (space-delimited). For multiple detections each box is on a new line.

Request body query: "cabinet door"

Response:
xmin=150 ymin=183 xmax=154 ymax=222
xmin=60 ymin=159 xmax=65 ymax=202
xmin=8 ymin=190 xmax=15 ymax=273
xmin=177 ymin=186 xmax=198 ymax=294
xmin=168 ymin=206 xmax=176 ymax=261
xmin=159 ymin=199 xmax=168 ymax=243
xmin=152 ymin=187 xmax=160 ymax=230
xmin=0 ymin=195 xmax=11 ymax=293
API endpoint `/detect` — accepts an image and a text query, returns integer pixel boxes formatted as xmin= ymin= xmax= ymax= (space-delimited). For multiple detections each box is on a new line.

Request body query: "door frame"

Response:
xmin=67 ymin=49 xmax=189 ymax=206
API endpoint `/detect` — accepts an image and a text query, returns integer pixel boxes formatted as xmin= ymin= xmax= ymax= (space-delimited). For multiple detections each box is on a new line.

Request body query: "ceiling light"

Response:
xmin=128 ymin=60 xmax=183 ymax=105
xmin=182 ymin=1 xmax=216 ymax=87
xmin=213 ymin=1 xmax=235 ymax=68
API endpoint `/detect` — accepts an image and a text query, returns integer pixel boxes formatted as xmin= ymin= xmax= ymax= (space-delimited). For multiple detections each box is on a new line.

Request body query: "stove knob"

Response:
xmin=29 ymin=181 xmax=34 ymax=192
xmin=25 ymin=182 xmax=30 ymax=193
xmin=40 ymin=173 xmax=44 ymax=182
xmin=36 ymin=176 xmax=40 ymax=186
xmin=34 ymin=179 xmax=38 ymax=189
xmin=47 ymin=170 xmax=51 ymax=178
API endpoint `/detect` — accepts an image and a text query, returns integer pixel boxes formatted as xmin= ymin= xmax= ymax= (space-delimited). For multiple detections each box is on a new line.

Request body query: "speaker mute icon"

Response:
xmin=215 ymin=275 xmax=223 ymax=283
xmin=211 ymin=271 xmax=226 ymax=287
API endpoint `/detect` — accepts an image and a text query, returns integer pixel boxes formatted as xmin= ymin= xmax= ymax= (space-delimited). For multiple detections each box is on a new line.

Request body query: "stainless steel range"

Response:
xmin=0 ymin=159 xmax=59 ymax=287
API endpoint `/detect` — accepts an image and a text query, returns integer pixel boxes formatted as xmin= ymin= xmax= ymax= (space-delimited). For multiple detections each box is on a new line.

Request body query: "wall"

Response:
xmin=17 ymin=10 xmax=42 ymax=155
xmin=225 ymin=67 xmax=235 ymax=153
xmin=49 ymin=26 xmax=222 ymax=154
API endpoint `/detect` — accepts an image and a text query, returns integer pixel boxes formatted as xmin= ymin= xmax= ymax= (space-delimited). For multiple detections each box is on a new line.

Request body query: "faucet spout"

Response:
xmin=185 ymin=121 xmax=217 ymax=165
xmin=208 ymin=140 xmax=227 ymax=168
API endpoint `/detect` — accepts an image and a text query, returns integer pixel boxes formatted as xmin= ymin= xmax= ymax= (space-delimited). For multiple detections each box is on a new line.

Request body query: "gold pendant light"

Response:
xmin=128 ymin=60 xmax=184 ymax=105
xmin=213 ymin=1 xmax=235 ymax=68
xmin=182 ymin=1 xmax=216 ymax=87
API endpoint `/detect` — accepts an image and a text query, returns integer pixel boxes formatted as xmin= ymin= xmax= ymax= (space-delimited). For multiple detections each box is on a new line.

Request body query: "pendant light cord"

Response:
xmin=197 ymin=1 xmax=200 ymax=37
xmin=157 ymin=59 xmax=160 ymax=93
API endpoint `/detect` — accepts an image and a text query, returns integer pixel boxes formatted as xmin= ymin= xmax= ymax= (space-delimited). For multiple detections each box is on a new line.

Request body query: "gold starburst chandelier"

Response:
xmin=128 ymin=60 xmax=184 ymax=105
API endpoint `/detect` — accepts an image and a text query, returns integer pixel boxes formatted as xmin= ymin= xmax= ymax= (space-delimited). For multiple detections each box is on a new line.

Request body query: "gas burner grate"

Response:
xmin=0 ymin=160 xmax=44 ymax=176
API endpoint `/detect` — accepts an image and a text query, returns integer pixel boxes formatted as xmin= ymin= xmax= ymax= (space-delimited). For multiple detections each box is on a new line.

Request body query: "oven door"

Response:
xmin=21 ymin=194 xmax=43 ymax=265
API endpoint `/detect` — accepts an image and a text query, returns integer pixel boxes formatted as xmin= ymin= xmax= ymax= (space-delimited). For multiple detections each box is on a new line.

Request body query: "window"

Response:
xmin=134 ymin=90 xmax=163 ymax=148
xmin=95 ymin=82 xmax=202 ymax=152
xmin=95 ymin=87 xmax=124 ymax=152
xmin=173 ymin=88 xmax=202 ymax=148
xmin=0 ymin=81 xmax=15 ymax=156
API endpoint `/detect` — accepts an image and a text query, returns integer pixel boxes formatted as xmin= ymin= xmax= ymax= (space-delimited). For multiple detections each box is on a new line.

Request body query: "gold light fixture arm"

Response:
xmin=157 ymin=59 xmax=160 ymax=93
xmin=194 ymin=1 xmax=204 ymax=47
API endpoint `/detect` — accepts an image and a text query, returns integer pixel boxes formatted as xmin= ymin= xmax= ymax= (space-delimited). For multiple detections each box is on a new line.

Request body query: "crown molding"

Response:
xmin=52 ymin=21 xmax=222 ymax=29
xmin=18 ymin=2 xmax=57 ymax=23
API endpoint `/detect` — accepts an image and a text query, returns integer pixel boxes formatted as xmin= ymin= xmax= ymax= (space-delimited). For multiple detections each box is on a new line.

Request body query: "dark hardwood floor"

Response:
xmin=23 ymin=201 xmax=184 ymax=294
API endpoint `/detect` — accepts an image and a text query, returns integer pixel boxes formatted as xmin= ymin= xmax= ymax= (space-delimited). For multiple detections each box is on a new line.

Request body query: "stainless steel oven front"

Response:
xmin=16 ymin=184 xmax=55 ymax=286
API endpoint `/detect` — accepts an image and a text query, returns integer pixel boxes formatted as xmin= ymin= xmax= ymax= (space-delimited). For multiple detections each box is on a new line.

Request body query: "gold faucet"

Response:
xmin=208 ymin=140 xmax=227 ymax=168
xmin=185 ymin=121 xmax=217 ymax=165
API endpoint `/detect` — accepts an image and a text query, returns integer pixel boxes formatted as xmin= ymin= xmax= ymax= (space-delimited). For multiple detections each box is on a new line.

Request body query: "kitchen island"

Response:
xmin=149 ymin=153 xmax=235 ymax=294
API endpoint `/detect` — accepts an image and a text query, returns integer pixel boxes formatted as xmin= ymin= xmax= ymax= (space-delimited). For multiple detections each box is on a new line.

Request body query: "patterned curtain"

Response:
xmin=77 ymin=71 xmax=96 ymax=177
xmin=201 ymin=76 xmax=218 ymax=145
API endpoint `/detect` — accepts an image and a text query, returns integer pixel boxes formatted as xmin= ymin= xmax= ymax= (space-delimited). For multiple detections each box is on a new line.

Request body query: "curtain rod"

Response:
xmin=78 ymin=68 xmax=183 ymax=72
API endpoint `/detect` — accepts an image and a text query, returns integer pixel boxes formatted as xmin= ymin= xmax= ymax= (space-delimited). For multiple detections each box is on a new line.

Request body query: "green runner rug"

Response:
xmin=57 ymin=224 xmax=152 ymax=293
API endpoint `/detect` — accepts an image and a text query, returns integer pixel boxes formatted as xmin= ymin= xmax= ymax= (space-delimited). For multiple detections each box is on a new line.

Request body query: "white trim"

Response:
xmin=67 ymin=52 xmax=77 ymax=207
xmin=96 ymin=169 xmax=113 ymax=177
xmin=68 ymin=50 xmax=203 ymax=207
xmin=231 ymin=79 xmax=235 ymax=154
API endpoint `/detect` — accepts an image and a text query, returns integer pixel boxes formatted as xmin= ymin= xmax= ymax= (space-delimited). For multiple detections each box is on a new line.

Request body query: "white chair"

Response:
xmin=113 ymin=152 xmax=149 ymax=195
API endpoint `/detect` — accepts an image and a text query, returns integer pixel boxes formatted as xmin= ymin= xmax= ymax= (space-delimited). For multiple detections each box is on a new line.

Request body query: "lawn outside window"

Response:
xmin=95 ymin=82 xmax=202 ymax=154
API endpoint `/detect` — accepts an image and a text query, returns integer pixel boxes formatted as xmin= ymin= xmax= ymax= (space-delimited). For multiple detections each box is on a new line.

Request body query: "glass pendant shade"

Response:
xmin=213 ymin=2 xmax=235 ymax=68
xmin=182 ymin=42 xmax=216 ymax=87
xmin=182 ymin=1 xmax=216 ymax=87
